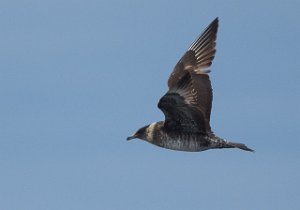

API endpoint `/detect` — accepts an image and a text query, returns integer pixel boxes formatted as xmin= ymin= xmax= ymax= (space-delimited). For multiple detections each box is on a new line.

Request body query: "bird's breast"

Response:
xmin=152 ymin=131 xmax=212 ymax=152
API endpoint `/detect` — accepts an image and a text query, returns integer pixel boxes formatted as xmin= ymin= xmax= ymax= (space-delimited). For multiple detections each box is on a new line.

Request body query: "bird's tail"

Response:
xmin=211 ymin=135 xmax=254 ymax=152
xmin=225 ymin=141 xmax=254 ymax=152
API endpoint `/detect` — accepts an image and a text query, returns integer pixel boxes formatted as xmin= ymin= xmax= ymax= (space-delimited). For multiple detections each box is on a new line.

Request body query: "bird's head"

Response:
xmin=127 ymin=122 xmax=159 ymax=141
xmin=127 ymin=125 xmax=149 ymax=141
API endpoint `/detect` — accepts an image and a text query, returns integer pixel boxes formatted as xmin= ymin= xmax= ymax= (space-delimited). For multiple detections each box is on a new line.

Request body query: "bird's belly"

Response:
xmin=153 ymin=134 xmax=212 ymax=152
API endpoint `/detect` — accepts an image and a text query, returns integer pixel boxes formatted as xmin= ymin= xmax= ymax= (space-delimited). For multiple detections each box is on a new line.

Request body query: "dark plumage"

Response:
xmin=127 ymin=18 xmax=253 ymax=152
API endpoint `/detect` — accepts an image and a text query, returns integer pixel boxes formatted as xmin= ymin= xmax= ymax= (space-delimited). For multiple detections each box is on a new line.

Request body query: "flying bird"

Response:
xmin=127 ymin=18 xmax=253 ymax=152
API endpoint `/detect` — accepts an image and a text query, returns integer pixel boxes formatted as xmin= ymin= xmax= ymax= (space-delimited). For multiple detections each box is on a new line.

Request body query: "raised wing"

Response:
xmin=166 ymin=18 xmax=218 ymax=125
xmin=168 ymin=18 xmax=218 ymax=87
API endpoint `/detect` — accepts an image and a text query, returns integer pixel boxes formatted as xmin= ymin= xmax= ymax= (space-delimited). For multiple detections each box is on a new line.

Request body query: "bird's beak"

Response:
xmin=127 ymin=134 xmax=137 ymax=141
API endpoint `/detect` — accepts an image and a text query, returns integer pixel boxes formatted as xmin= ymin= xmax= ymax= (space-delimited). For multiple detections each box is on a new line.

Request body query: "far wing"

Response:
xmin=167 ymin=18 xmax=218 ymax=124
xmin=168 ymin=18 xmax=218 ymax=87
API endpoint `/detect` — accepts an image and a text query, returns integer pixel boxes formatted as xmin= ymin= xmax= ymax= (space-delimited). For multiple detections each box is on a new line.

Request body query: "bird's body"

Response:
xmin=133 ymin=121 xmax=252 ymax=152
xmin=137 ymin=121 xmax=212 ymax=152
xmin=127 ymin=18 xmax=253 ymax=152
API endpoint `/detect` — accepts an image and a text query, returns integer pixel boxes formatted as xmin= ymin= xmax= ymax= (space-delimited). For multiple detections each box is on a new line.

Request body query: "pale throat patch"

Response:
xmin=147 ymin=122 xmax=156 ymax=140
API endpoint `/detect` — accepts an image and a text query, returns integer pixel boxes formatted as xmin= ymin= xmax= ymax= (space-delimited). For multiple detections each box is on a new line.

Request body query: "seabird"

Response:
xmin=127 ymin=18 xmax=253 ymax=152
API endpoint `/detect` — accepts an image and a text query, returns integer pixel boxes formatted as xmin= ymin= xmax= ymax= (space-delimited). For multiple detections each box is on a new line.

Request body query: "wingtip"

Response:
xmin=211 ymin=17 xmax=219 ymax=28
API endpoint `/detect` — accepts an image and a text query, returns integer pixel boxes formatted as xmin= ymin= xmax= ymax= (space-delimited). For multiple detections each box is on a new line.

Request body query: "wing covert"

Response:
xmin=158 ymin=73 xmax=210 ymax=133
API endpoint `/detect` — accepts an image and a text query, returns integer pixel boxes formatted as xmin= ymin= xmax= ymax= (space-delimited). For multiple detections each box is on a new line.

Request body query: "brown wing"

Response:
xmin=167 ymin=18 xmax=218 ymax=127
xmin=158 ymin=73 xmax=208 ymax=133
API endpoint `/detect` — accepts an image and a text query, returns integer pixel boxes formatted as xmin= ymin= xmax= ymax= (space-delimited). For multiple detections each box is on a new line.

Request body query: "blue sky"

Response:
xmin=1 ymin=0 xmax=300 ymax=209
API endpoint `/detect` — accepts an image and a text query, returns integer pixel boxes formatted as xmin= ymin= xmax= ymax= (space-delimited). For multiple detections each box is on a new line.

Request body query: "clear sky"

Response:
xmin=1 ymin=0 xmax=300 ymax=209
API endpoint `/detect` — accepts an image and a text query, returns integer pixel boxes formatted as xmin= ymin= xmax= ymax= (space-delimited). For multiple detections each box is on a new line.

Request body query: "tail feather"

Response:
xmin=226 ymin=141 xmax=254 ymax=152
